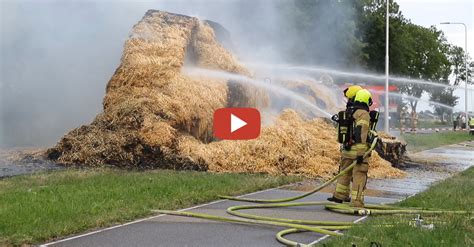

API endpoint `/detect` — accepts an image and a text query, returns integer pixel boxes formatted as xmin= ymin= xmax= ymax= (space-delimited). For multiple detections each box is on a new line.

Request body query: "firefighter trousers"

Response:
xmin=333 ymin=157 xmax=369 ymax=207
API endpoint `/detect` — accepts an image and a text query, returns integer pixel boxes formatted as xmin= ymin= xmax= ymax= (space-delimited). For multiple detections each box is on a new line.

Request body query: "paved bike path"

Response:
xmin=43 ymin=190 xmax=396 ymax=247
xmin=42 ymin=141 xmax=473 ymax=247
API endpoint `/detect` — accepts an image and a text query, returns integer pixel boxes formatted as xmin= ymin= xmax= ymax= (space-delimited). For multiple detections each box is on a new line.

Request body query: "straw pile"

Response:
xmin=47 ymin=10 xmax=404 ymax=179
xmin=178 ymin=110 xmax=404 ymax=178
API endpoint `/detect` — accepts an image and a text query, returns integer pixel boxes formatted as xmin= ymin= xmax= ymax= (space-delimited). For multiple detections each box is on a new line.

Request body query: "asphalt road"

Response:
xmin=41 ymin=141 xmax=473 ymax=247
xmin=44 ymin=190 xmax=397 ymax=247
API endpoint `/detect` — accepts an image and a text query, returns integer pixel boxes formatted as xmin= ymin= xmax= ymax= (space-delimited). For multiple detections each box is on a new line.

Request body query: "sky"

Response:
xmin=397 ymin=0 xmax=474 ymax=113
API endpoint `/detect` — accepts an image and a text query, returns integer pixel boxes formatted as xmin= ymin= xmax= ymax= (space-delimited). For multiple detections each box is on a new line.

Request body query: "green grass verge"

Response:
xmin=0 ymin=168 xmax=300 ymax=246
xmin=394 ymin=120 xmax=450 ymax=129
xmin=321 ymin=167 xmax=474 ymax=247
xmin=402 ymin=131 xmax=473 ymax=152
xmin=414 ymin=120 xmax=451 ymax=129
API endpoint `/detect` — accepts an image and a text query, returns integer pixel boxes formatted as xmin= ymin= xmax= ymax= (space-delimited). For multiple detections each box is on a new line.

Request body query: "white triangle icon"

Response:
xmin=231 ymin=114 xmax=247 ymax=133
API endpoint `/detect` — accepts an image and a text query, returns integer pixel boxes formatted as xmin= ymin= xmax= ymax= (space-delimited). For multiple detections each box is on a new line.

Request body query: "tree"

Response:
xmin=356 ymin=1 xmax=423 ymax=114
xmin=356 ymin=0 xmax=407 ymax=73
xmin=277 ymin=0 xmax=465 ymax=120
xmin=450 ymin=46 xmax=466 ymax=85
xmin=429 ymin=45 xmax=472 ymax=123
xmin=278 ymin=0 xmax=365 ymax=67
xmin=430 ymin=88 xmax=458 ymax=123
xmin=355 ymin=1 xmax=456 ymax=118
xmin=400 ymin=25 xmax=451 ymax=115
xmin=448 ymin=45 xmax=473 ymax=85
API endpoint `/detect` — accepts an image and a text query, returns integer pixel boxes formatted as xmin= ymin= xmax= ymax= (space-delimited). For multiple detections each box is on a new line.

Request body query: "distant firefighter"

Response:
xmin=410 ymin=110 xmax=418 ymax=133
xmin=461 ymin=114 xmax=467 ymax=129
xmin=399 ymin=106 xmax=409 ymax=133
xmin=453 ymin=114 xmax=458 ymax=131
xmin=469 ymin=117 xmax=474 ymax=135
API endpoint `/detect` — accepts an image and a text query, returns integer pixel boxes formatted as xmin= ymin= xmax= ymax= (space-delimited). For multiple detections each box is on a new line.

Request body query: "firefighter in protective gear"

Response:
xmin=469 ymin=117 xmax=474 ymax=135
xmin=410 ymin=110 xmax=418 ymax=133
xmin=331 ymin=85 xmax=364 ymax=151
xmin=328 ymin=89 xmax=373 ymax=208
xmin=400 ymin=106 xmax=409 ymax=133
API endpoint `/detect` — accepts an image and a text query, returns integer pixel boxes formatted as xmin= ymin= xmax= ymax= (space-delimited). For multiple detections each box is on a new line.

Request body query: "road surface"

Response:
xmin=41 ymin=141 xmax=473 ymax=247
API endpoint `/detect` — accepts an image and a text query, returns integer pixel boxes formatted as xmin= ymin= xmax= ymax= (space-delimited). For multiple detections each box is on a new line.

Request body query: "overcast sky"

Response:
xmin=397 ymin=0 xmax=473 ymax=112
xmin=398 ymin=0 xmax=473 ymax=55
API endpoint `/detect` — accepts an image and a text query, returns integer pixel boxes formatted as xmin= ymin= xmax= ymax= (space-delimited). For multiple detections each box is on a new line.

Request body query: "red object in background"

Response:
xmin=340 ymin=84 xmax=398 ymax=113
xmin=365 ymin=85 xmax=398 ymax=112
xmin=213 ymin=108 xmax=261 ymax=140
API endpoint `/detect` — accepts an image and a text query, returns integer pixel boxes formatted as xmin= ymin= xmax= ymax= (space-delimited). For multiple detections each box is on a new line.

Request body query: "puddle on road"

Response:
xmin=286 ymin=165 xmax=457 ymax=200
xmin=286 ymin=141 xmax=474 ymax=200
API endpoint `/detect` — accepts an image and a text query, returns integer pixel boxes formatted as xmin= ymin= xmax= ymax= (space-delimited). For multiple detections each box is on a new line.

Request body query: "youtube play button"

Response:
xmin=213 ymin=108 xmax=260 ymax=140
xmin=231 ymin=114 xmax=247 ymax=132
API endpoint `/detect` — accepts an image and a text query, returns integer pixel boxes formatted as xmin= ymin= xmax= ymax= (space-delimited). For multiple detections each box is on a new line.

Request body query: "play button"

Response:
xmin=213 ymin=108 xmax=261 ymax=140
xmin=231 ymin=114 xmax=247 ymax=133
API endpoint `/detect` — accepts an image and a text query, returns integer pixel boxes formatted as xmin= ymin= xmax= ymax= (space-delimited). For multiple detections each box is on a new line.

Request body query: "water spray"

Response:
xmin=376 ymin=91 xmax=457 ymax=111
xmin=183 ymin=67 xmax=333 ymax=118
xmin=263 ymin=76 xmax=455 ymax=113
xmin=248 ymin=63 xmax=474 ymax=92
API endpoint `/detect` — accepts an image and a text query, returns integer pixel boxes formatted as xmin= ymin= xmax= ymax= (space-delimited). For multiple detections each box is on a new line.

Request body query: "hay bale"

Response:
xmin=375 ymin=132 xmax=407 ymax=166
xmin=177 ymin=109 xmax=404 ymax=178
xmin=46 ymin=10 xmax=404 ymax=179
xmin=177 ymin=110 xmax=340 ymax=178
xmin=47 ymin=10 xmax=240 ymax=167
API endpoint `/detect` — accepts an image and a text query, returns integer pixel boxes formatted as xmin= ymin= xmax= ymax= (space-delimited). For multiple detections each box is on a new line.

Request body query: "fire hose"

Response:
xmin=154 ymin=137 xmax=469 ymax=246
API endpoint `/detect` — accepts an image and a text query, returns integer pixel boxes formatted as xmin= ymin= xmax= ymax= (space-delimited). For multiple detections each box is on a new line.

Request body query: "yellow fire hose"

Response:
xmin=153 ymin=137 xmax=470 ymax=246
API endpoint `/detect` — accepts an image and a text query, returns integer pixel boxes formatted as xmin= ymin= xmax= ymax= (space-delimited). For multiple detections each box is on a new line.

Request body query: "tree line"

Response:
xmin=276 ymin=0 xmax=472 ymax=122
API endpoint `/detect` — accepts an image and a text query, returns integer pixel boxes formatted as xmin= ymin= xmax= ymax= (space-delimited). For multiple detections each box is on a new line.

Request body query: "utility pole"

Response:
xmin=384 ymin=0 xmax=390 ymax=133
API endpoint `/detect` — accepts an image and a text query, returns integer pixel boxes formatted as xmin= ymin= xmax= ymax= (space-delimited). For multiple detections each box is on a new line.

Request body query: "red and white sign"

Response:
xmin=213 ymin=108 xmax=261 ymax=140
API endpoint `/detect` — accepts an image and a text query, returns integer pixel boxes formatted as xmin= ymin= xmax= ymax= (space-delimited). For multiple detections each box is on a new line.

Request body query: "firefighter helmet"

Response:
xmin=343 ymin=85 xmax=363 ymax=100
xmin=354 ymin=89 xmax=373 ymax=106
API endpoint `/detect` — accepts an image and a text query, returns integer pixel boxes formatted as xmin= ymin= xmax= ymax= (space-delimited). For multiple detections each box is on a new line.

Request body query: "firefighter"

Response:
xmin=469 ymin=117 xmax=474 ymax=135
xmin=461 ymin=114 xmax=467 ymax=129
xmin=453 ymin=114 xmax=458 ymax=131
xmin=400 ymin=106 xmax=409 ymax=133
xmin=410 ymin=110 xmax=418 ymax=132
xmin=328 ymin=89 xmax=373 ymax=208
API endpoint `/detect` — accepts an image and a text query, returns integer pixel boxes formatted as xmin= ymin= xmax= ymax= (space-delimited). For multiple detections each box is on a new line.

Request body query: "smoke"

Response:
xmin=0 ymin=0 xmax=356 ymax=148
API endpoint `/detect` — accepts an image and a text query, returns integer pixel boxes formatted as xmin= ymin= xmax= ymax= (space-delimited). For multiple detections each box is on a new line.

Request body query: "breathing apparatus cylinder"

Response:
xmin=334 ymin=109 xmax=380 ymax=148
xmin=368 ymin=110 xmax=379 ymax=143
xmin=335 ymin=110 xmax=353 ymax=149
xmin=369 ymin=110 xmax=379 ymax=131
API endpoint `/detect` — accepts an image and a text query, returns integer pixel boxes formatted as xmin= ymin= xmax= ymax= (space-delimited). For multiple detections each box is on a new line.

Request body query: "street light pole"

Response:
xmin=384 ymin=0 xmax=390 ymax=133
xmin=440 ymin=22 xmax=468 ymax=120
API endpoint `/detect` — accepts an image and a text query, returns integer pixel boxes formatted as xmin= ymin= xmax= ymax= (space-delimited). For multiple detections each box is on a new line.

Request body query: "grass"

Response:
xmin=320 ymin=166 xmax=474 ymax=247
xmin=402 ymin=131 xmax=473 ymax=152
xmin=393 ymin=120 xmax=450 ymax=129
xmin=0 ymin=168 xmax=300 ymax=246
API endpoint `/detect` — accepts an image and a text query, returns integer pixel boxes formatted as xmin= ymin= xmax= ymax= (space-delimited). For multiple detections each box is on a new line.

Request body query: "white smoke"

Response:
xmin=0 ymin=0 xmax=357 ymax=147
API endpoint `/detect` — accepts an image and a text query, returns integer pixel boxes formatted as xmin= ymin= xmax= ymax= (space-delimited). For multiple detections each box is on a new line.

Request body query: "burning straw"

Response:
xmin=46 ymin=10 xmax=405 ymax=179
xmin=178 ymin=110 xmax=404 ymax=178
